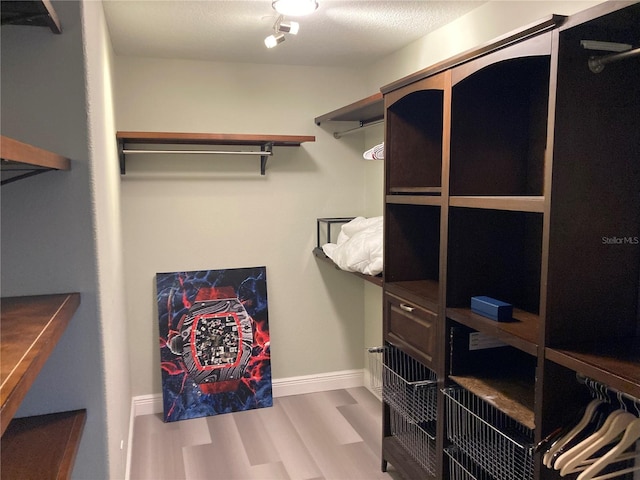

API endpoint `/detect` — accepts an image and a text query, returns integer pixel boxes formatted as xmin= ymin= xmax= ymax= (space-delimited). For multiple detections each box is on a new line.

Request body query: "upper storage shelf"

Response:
xmin=1 ymin=135 xmax=71 ymax=186
xmin=314 ymin=93 xmax=384 ymax=138
xmin=0 ymin=0 xmax=62 ymax=33
xmin=116 ymin=131 xmax=316 ymax=175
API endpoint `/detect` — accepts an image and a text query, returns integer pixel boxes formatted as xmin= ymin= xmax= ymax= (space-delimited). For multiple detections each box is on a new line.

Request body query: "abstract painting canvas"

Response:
xmin=156 ymin=267 xmax=272 ymax=422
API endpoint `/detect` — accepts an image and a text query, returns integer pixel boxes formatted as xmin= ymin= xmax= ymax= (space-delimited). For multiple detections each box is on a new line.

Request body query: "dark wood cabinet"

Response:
xmin=379 ymin=2 xmax=640 ymax=479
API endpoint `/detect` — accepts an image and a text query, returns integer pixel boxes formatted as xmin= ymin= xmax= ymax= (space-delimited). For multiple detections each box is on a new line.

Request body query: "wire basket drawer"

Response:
xmin=443 ymin=386 xmax=534 ymax=480
xmin=380 ymin=345 xmax=438 ymax=424
xmin=390 ymin=407 xmax=437 ymax=476
xmin=445 ymin=446 xmax=496 ymax=480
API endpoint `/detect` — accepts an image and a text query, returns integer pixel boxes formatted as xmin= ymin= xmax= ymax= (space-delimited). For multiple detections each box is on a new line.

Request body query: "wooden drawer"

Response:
xmin=384 ymin=292 xmax=437 ymax=368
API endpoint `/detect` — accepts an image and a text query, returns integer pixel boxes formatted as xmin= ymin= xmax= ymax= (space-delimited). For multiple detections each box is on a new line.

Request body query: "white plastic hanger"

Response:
xmin=543 ymin=399 xmax=604 ymax=467
xmin=576 ymin=417 xmax=640 ymax=480
xmin=557 ymin=410 xmax=636 ymax=475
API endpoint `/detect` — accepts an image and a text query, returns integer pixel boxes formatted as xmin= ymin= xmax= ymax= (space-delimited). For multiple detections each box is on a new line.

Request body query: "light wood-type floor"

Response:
xmin=129 ymin=387 xmax=403 ymax=480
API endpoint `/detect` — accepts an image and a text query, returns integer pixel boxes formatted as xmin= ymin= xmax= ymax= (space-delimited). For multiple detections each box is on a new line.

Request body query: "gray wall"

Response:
xmin=0 ymin=2 xmax=107 ymax=478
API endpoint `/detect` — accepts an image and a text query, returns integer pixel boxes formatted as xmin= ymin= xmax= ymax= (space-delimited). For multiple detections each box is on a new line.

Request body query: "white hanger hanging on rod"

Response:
xmin=557 ymin=409 xmax=636 ymax=475
xmin=576 ymin=417 xmax=640 ymax=480
xmin=543 ymin=399 xmax=605 ymax=467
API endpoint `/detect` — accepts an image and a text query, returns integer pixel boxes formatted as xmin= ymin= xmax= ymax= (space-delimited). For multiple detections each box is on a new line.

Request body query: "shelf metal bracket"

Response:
xmin=118 ymin=139 xmax=126 ymax=175
xmin=260 ymin=142 xmax=273 ymax=175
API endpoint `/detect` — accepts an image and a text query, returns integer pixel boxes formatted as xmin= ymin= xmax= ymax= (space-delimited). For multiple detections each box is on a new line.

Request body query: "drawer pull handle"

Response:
xmin=400 ymin=303 xmax=415 ymax=312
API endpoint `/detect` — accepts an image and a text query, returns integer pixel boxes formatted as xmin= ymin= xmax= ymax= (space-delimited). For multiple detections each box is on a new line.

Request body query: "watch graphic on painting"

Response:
xmin=168 ymin=297 xmax=253 ymax=393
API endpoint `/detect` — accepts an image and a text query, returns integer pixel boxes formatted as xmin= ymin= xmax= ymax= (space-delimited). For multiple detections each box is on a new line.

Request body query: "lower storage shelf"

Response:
xmin=1 ymin=409 xmax=86 ymax=480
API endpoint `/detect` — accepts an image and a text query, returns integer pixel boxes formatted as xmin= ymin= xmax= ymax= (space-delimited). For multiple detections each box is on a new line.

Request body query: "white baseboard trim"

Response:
xmin=130 ymin=369 xmax=365 ymax=417
xmin=272 ymin=368 xmax=364 ymax=398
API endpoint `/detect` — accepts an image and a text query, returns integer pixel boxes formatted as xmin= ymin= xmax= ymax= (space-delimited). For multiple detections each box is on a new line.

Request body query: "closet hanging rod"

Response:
xmin=333 ymin=119 xmax=384 ymax=139
xmin=588 ymin=46 xmax=640 ymax=73
xmin=577 ymin=373 xmax=640 ymax=406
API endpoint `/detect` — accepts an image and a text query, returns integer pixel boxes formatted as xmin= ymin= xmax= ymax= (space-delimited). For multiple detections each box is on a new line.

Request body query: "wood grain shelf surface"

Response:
xmin=450 ymin=375 xmax=535 ymax=430
xmin=1 ymin=135 xmax=71 ymax=185
xmin=1 ymin=409 xmax=86 ymax=480
xmin=0 ymin=293 xmax=81 ymax=435
xmin=386 ymin=194 xmax=443 ymax=206
xmin=449 ymin=195 xmax=544 ymax=213
xmin=314 ymin=92 xmax=383 ymax=125
xmin=116 ymin=131 xmax=315 ymax=146
xmin=447 ymin=307 xmax=539 ymax=356
xmin=545 ymin=338 xmax=640 ymax=400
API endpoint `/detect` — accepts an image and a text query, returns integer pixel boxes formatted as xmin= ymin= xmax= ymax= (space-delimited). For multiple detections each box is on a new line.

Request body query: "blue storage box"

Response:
xmin=471 ymin=296 xmax=513 ymax=322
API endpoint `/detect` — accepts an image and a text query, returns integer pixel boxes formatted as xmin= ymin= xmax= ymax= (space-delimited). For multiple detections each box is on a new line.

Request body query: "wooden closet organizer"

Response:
xmin=377 ymin=2 xmax=640 ymax=479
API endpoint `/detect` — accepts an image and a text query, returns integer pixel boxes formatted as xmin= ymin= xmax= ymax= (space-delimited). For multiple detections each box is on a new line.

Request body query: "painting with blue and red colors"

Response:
xmin=156 ymin=267 xmax=272 ymax=422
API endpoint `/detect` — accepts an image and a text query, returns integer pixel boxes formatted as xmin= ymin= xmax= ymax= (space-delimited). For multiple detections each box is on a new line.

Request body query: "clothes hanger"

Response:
xmin=557 ymin=409 xmax=636 ymax=475
xmin=576 ymin=416 xmax=640 ymax=480
xmin=555 ymin=392 xmax=633 ymax=473
xmin=543 ymin=398 xmax=605 ymax=467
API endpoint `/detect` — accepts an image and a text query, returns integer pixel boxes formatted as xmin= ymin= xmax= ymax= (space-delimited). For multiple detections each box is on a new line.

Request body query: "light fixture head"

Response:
xmin=272 ymin=0 xmax=318 ymax=17
xmin=264 ymin=33 xmax=285 ymax=49
xmin=278 ymin=19 xmax=299 ymax=35
xmin=274 ymin=15 xmax=299 ymax=35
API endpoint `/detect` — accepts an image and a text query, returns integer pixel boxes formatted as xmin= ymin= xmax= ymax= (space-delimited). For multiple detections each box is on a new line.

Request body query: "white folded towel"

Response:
xmin=363 ymin=142 xmax=384 ymax=160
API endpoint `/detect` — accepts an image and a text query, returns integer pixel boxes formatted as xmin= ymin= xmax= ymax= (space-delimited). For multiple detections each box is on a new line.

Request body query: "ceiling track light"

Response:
xmin=272 ymin=0 xmax=318 ymax=17
xmin=264 ymin=15 xmax=300 ymax=49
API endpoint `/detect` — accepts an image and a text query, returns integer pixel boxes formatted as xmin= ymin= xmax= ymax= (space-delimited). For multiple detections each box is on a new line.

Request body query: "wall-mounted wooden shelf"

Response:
xmin=313 ymin=247 xmax=383 ymax=286
xmin=1 ymin=135 xmax=71 ymax=186
xmin=0 ymin=0 xmax=62 ymax=34
xmin=1 ymin=409 xmax=86 ymax=480
xmin=0 ymin=293 xmax=84 ymax=479
xmin=116 ymin=131 xmax=316 ymax=175
xmin=0 ymin=293 xmax=81 ymax=435
xmin=314 ymin=93 xmax=384 ymax=138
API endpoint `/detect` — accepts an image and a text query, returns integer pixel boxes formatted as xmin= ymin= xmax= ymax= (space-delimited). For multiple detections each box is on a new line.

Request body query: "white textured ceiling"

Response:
xmin=103 ymin=0 xmax=484 ymax=67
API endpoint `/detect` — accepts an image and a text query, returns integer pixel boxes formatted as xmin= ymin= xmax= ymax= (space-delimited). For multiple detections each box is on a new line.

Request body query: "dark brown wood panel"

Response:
xmin=545 ymin=338 xmax=640 ymax=400
xmin=447 ymin=307 xmax=539 ymax=356
xmin=1 ymin=410 xmax=86 ymax=480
